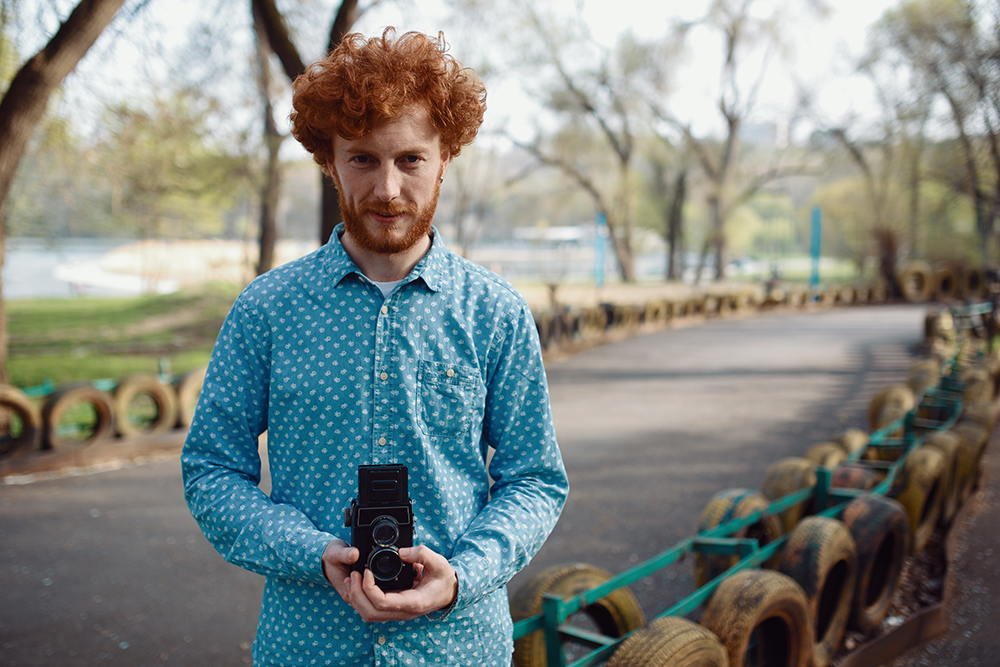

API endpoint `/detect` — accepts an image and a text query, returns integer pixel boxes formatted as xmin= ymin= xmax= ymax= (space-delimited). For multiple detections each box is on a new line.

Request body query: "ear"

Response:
xmin=440 ymin=150 xmax=451 ymax=180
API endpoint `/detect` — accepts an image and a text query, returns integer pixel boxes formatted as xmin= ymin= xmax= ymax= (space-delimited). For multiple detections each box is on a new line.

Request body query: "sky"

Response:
xmin=9 ymin=0 xmax=901 ymax=145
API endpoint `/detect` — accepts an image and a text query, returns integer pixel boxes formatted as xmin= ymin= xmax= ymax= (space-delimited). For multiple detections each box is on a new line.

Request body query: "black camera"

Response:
xmin=344 ymin=464 xmax=414 ymax=591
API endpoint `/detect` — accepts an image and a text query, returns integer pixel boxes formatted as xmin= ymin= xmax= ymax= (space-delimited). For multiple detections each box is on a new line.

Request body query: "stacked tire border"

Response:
xmin=511 ymin=301 xmax=999 ymax=667
xmin=532 ymin=269 xmax=992 ymax=360
xmin=0 ymin=368 xmax=206 ymax=478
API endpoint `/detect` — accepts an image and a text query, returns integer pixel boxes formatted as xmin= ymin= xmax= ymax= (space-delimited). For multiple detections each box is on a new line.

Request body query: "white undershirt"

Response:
xmin=371 ymin=279 xmax=402 ymax=298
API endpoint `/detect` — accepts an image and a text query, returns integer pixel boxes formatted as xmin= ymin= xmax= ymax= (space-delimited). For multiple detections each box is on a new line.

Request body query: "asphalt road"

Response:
xmin=0 ymin=304 xmax=927 ymax=666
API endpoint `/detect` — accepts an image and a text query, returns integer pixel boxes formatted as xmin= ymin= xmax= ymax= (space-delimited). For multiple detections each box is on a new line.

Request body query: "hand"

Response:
xmin=321 ymin=539 xmax=359 ymax=605
xmin=341 ymin=545 xmax=459 ymax=623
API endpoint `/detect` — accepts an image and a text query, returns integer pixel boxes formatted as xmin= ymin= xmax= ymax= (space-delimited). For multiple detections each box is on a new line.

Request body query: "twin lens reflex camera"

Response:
xmin=344 ymin=464 xmax=414 ymax=591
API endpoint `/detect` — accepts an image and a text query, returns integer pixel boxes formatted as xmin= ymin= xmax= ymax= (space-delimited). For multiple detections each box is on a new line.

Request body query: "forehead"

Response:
xmin=334 ymin=105 xmax=441 ymax=154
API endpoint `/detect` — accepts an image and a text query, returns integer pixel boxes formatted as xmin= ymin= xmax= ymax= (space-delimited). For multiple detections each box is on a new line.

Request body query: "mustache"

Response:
xmin=358 ymin=201 xmax=418 ymax=217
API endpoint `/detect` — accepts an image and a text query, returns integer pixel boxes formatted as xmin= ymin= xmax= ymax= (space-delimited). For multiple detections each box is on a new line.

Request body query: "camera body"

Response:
xmin=344 ymin=464 xmax=414 ymax=591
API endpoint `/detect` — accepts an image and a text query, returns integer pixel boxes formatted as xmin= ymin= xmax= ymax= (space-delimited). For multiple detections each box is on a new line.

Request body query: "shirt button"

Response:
xmin=380 ymin=306 xmax=388 ymax=315
xmin=446 ymin=368 xmax=455 ymax=378
xmin=378 ymin=437 xmax=387 ymax=446
xmin=380 ymin=372 xmax=388 ymax=381
xmin=377 ymin=635 xmax=386 ymax=645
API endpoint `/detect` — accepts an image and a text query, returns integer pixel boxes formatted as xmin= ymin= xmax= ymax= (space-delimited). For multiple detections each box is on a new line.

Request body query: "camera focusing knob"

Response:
xmin=344 ymin=506 xmax=353 ymax=528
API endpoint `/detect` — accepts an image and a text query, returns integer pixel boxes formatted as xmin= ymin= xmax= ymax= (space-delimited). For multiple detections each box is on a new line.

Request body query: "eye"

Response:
xmin=402 ymin=155 xmax=422 ymax=165
xmin=353 ymin=155 xmax=372 ymax=164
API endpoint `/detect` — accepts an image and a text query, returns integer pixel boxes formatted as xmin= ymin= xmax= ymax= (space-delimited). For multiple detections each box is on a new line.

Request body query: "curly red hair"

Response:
xmin=290 ymin=28 xmax=486 ymax=173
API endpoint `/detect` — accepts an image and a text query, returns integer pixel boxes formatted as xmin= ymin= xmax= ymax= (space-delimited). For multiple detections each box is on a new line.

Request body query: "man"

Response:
xmin=181 ymin=28 xmax=568 ymax=667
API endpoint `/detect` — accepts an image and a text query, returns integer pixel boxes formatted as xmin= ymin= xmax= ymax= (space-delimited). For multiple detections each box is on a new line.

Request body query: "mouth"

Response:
xmin=362 ymin=204 xmax=417 ymax=224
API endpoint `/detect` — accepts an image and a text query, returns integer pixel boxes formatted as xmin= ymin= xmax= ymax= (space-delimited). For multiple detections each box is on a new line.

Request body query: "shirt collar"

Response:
xmin=323 ymin=223 xmax=447 ymax=293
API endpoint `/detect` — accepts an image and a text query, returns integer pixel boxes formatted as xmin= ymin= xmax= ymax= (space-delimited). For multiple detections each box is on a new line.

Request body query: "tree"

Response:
xmin=251 ymin=0 xmax=360 ymax=245
xmin=0 ymin=0 xmax=128 ymax=384
xmin=511 ymin=10 xmax=645 ymax=281
xmin=877 ymin=0 xmax=1000 ymax=266
xmin=649 ymin=0 xmax=817 ymax=280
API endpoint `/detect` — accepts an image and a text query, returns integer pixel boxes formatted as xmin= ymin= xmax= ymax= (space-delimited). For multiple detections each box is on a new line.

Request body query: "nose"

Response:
xmin=374 ymin=165 xmax=401 ymax=202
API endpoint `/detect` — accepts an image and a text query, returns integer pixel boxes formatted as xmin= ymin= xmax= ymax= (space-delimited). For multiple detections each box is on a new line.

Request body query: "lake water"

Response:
xmin=3 ymin=238 xmax=135 ymax=300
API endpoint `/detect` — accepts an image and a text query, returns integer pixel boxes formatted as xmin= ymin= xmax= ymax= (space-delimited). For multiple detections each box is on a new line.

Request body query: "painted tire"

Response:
xmin=760 ymin=458 xmax=817 ymax=535
xmin=700 ymin=569 xmax=813 ymax=667
xmin=934 ymin=265 xmax=958 ymax=300
xmin=510 ymin=563 xmax=645 ymax=667
xmin=899 ymin=261 xmax=935 ymax=302
xmin=907 ymin=359 xmax=941 ymax=395
xmin=836 ymin=429 xmax=869 ymax=458
xmin=174 ymin=367 xmax=207 ymax=428
xmin=804 ymin=442 xmax=847 ymax=469
xmin=607 ymin=616 xmax=728 ymax=667
xmin=0 ymin=385 xmax=42 ymax=456
xmin=959 ymin=402 xmax=997 ymax=431
xmin=838 ymin=494 xmax=909 ymax=632
xmin=695 ymin=488 xmax=783 ymax=586
xmin=963 ymin=267 xmax=985 ymax=297
xmin=645 ymin=300 xmax=669 ymax=325
xmin=830 ymin=464 xmax=880 ymax=491
xmin=922 ymin=431 xmax=963 ymax=527
xmin=41 ymin=384 xmax=115 ymax=450
xmin=867 ymin=385 xmax=915 ymax=432
xmin=113 ymin=374 xmax=178 ymax=437
xmin=888 ymin=446 xmax=945 ymax=554
xmin=777 ymin=517 xmax=857 ymax=667
xmin=952 ymin=422 xmax=989 ymax=501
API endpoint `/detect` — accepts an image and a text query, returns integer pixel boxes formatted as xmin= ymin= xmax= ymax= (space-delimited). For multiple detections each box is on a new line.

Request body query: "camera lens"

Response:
xmin=368 ymin=547 xmax=403 ymax=581
xmin=371 ymin=516 xmax=400 ymax=547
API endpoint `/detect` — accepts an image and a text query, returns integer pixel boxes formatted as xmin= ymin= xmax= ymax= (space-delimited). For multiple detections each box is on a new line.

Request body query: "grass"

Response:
xmin=7 ymin=283 xmax=240 ymax=389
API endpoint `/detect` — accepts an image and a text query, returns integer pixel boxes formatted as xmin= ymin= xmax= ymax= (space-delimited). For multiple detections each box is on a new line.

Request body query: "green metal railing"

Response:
xmin=512 ymin=306 xmax=980 ymax=667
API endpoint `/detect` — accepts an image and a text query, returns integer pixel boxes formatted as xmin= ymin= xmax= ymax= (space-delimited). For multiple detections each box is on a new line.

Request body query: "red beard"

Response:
xmin=338 ymin=178 xmax=441 ymax=255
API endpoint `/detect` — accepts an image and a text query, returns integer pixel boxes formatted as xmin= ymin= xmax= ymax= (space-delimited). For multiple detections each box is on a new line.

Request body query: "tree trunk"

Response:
xmin=0 ymin=0 xmax=127 ymax=385
xmin=709 ymin=196 xmax=727 ymax=280
xmin=666 ymin=171 xmax=686 ymax=281
xmin=253 ymin=0 xmax=356 ymax=246
xmin=253 ymin=5 xmax=283 ymax=276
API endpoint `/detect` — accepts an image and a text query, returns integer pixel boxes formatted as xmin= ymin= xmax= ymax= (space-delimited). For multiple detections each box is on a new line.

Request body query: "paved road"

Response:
xmin=1 ymin=304 xmax=929 ymax=666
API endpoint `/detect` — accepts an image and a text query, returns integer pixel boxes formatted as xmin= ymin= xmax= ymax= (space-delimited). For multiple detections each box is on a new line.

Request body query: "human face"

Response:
xmin=330 ymin=105 xmax=450 ymax=256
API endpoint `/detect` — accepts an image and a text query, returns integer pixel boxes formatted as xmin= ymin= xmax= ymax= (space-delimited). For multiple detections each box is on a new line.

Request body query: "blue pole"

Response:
xmin=810 ymin=206 xmax=822 ymax=293
xmin=595 ymin=212 xmax=607 ymax=288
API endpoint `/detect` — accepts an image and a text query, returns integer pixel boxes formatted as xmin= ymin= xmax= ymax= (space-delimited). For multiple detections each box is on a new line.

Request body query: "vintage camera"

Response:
xmin=344 ymin=464 xmax=414 ymax=591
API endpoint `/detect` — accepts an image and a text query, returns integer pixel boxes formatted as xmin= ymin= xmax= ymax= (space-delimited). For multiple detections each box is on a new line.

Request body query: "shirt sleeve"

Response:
xmin=446 ymin=300 xmax=569 ymax=614
xmin=181 ymin=293 xmax=334 ymax=586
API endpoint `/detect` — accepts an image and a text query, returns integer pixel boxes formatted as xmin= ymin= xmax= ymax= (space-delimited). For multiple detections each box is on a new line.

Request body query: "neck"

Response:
xmin=340 ymin=231 xmax=432 ymax=282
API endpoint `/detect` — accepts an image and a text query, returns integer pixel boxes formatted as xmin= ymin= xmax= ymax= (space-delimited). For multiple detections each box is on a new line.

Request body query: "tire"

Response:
xmin=777 ymin=517 xmax=857 ymax=667
xmin=113 ymin=374 xmax=178 ymax=437
xmin=41 ymin=384 xmax=115 ymax=450
xmin=922 ymin=431 xmax=963 ymax=527
xmin=952 ymin=422 xmax=989 ymax=501
xmin=959 ymin=402 xmax=997 ymax=432
xmin=695 ymin=489 xmax=784 ymax=586
xmin=700 ymin=569 xmax=813 ymax=667
xmin=888 ymin=446 xmax=945 ymax=554
xmin=838 ymin=494 xmax=909 ymax=632
xmin=836 ymin=429 xmax=869 ymax=458
xmin=645 ymin=300 xmax=669 ymax=325
xmin=510 ymin=563 xmax=645 ymax=667
xmin=899 ymin=261 xmax=935 ymax=302
xmin=804 ymin=442 xmax=847 ymax=469
xmin=907 ymin=359 xmax=941 ymax=395
xmin=0 ymin=385 xmax=42 ymax=456
xmin=867 ymin=385 xmax=915 ymax=432
xmin=962 ymin=267 xmax=985 ymax=297
xmin=174 ymin=367 xmax=207 ymax=428
xmin=934 ymin=265 xmax=958 ymax=300
xmin=607 ymin=616 xmax=729 ymax=667
xmin=830 ymin=464 xmax=879 ymax=491
xmin=760 ymin=458 xmax=817 ymax=535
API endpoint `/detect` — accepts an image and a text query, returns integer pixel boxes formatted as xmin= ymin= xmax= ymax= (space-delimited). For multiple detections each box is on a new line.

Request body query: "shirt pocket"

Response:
xmin=417 ymin=359 xmax=481 ymax=439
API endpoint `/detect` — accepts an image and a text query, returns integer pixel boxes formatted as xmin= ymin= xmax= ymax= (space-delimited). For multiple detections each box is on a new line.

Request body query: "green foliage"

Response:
xmin=7 ymin=284 xmax=238 ymax=388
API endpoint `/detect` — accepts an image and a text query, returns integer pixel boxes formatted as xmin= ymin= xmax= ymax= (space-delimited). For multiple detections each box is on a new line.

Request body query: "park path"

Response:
xmin=1 ymin=304 xmax=940 ymax=666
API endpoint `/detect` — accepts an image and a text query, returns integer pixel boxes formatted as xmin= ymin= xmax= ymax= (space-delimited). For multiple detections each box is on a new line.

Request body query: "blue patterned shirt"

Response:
xmin=181 ymin=225 xmax=568 ymax=666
